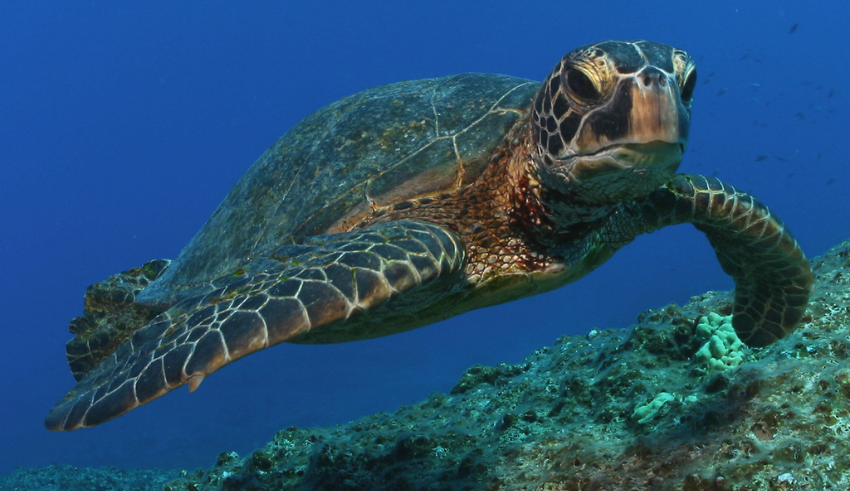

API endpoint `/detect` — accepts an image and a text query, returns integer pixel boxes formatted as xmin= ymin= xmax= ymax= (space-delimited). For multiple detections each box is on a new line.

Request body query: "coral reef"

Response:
xmin=160 ymin=238 xmax=850 ymax=491
xmin=4 ymin=238 xmax=849 ymax=490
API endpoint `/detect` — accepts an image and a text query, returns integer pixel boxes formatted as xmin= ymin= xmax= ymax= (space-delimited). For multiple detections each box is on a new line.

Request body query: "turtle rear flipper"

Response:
xmin=627 ymin=174 xmax=812 ymax=346
xmin=45 ymin=221 xmax=464 ymax=431
xmin=66 ymin=259 xmax=171 ymax=381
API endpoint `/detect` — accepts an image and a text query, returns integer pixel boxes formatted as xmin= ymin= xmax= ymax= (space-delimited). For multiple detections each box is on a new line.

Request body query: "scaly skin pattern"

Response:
xmin=46 ymin=40 xmax=812 ymax=430
xmin=45 ymin=221 xmax=465 ymax=430
xmin=631 ymin=175 xmax=813 ymax=346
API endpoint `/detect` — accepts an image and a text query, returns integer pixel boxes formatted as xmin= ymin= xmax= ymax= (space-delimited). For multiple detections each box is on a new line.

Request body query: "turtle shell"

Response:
xmin=138 ymin=73 xmax=538 ymax=306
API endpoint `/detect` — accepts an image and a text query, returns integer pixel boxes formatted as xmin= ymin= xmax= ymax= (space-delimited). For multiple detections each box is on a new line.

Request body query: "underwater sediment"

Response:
xmin=4 ymin=237 xmax=850 ymax=490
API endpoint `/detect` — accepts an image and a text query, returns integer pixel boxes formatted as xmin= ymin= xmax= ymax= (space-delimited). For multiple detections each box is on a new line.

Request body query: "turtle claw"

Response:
xmin=188 ymin=374 xmax=205 ymax=393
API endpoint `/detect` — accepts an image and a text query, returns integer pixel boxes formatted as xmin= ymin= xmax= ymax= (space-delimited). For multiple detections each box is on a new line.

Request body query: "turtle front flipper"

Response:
xmin=45 ymin=220 xmax=465 ymax=431
xmin=621 ymin=174 xmax=813 ymax=347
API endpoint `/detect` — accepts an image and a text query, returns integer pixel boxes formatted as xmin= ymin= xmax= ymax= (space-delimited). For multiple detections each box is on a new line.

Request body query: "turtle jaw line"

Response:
xmin=560 ymin=140 xmax=684 ymax=181
xmin=529 ymin=140 xmax=683 ymax=213
xmin=573 ymin=140 xmax=684 ymax=161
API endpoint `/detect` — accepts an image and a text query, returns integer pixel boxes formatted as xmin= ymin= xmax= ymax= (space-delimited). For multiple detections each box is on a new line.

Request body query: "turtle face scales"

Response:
xmin=529 ymin=40 xmax=697 ymax=215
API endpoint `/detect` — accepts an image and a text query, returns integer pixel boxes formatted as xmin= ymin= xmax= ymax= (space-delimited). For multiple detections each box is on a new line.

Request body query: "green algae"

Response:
xmin=0 ymin=464 xmax=180 ymax=491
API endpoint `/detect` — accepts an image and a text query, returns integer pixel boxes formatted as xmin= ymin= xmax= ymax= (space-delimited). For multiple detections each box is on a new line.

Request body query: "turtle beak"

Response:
xmin=625 ymin=66 xmax=690 ymax=153
xmin=566 ymin=66 xmax=690 ymax=183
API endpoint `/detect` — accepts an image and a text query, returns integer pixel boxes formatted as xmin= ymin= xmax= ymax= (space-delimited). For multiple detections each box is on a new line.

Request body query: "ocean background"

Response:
xmin=1 ymin=0 xmax=847 ymax=476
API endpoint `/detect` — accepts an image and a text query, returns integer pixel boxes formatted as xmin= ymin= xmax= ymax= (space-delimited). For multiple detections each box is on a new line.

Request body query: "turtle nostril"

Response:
xmin=640 ymin=69 xmax=669 ymax=89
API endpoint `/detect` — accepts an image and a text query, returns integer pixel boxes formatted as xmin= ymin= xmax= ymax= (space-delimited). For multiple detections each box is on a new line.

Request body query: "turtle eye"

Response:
xmin=565 ymin=67 xmax=601 ymax=103
xmin=680 ymin=69 xmax=697 ymax=104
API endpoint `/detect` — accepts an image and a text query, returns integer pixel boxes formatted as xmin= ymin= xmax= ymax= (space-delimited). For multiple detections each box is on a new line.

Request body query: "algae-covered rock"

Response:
xmin=160 ymin=238 xmax=850 ymax=491
xmin=0 ymin=464 xmax=180 ymax=491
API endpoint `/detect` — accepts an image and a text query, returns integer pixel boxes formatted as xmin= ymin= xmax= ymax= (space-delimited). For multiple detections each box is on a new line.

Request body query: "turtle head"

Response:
xmin=530 ymin=40 xmax=696 ymax=213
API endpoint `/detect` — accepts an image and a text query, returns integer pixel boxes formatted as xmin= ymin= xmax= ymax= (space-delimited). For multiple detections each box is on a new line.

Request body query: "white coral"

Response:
xmin=632 ymin=391 xmax=676 ymax=424
xmin=694 ymin=313 xmax=746 ymax=370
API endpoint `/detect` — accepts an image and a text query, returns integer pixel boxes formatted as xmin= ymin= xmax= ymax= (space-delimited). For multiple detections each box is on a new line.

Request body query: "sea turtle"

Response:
xmin=46 ymin=40 xmax=813 ymax=431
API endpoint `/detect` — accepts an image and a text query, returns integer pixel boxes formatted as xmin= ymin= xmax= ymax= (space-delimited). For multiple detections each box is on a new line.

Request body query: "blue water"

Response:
xmin=1 ymin=0 xmax=847 ymax=475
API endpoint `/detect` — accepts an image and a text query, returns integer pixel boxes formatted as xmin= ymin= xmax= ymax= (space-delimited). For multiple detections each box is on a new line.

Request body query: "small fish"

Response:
xmin=817 ymin=153 xmax=822 ymax=160
xmin=717 ymin=88 xmax=727 ymax=96
xmin=827 ymin=177 xmax=835 ymax=185
xmin=755 ymin=154 xmax=769 ymax=162
xmin=828 ymin=89 xmax=835 ymax=98
xmin=794 ymin=112 xmax=806 ymax=120
xmin=750 ymin=83 xmax=760 ymax=89
xmin=776 ymin=156 xmax=787 ymax=162
xmin=790 ymin=23 xmax=799 ymax=34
